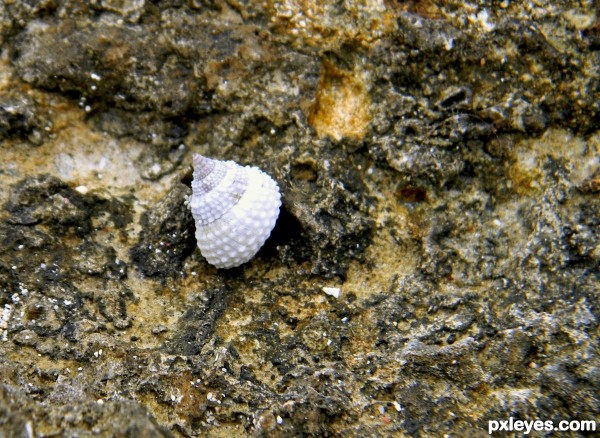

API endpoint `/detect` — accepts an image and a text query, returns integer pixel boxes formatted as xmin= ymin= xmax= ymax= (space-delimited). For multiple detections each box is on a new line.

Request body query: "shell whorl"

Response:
xmin=190 ymin=153 xmax=281 ymax=269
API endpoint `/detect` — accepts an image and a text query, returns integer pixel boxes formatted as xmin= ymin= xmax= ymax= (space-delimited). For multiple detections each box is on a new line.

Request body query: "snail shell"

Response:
xmin=190 ymin=154 xmax=281 ymax=268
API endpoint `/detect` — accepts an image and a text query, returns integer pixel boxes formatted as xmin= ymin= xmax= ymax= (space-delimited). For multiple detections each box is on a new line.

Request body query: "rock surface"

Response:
xmin=0 ymin=0 xmax=598 ymax=436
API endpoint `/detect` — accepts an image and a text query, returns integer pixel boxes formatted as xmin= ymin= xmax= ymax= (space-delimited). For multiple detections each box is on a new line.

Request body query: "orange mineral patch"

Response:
xmin=308 ymin=61 xmax=371 ymax=141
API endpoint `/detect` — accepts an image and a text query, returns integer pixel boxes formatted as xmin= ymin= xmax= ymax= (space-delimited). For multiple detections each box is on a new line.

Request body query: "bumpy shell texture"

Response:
xmin=190 ymin=154 xmax=281 ymax=268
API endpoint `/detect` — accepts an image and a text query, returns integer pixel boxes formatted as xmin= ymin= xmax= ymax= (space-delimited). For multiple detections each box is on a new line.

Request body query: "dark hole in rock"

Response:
xmin=25 ymin=304 xmax=45 ymax=321
xmin=582 ymin=23 xmax=600 ymax=50
xmin=291 ymin=162 xmax=318 ymax=182
xmin=254 ymin=116 xmax=277 ymax=134
xmin=404 ymin=125 xmax=418 ymax=136
xmin=396 ymin=187 xmax=428 ymax=203
xmin=180 ymin=165 xmax=194 ymax=187
xmin=167 ymin=121 xmax=189 ymax=139
xmin=437 ymin=86 xmax=473 ymax=111
xmin=439 ymin=90 xmax=467 ymax=108
xmin=390 ymin=70 xmax=418 ymax=91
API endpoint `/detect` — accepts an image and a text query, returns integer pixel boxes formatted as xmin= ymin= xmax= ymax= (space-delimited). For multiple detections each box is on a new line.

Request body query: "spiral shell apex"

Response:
xmin=190 ymin=154 xmax=281 ymax=269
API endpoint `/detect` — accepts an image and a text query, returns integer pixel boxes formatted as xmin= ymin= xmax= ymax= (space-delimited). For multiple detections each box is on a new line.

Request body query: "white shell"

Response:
xmin=190 ymin=153 xmax=281 ymax=268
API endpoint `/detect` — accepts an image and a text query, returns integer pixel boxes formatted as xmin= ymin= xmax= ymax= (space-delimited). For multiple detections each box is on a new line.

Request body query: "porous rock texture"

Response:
xmin=0 ymin=0 xmax=598 ymax=436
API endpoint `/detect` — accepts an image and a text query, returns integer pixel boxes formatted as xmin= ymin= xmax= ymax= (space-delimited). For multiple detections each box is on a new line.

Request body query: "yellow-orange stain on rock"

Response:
xmin=309 ymin=61 xmax=371 ymax=141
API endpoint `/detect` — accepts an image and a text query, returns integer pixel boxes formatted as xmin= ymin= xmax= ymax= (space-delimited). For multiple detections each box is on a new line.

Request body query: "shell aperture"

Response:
xmin=190 ymin=154 xmax=281 ymax=268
